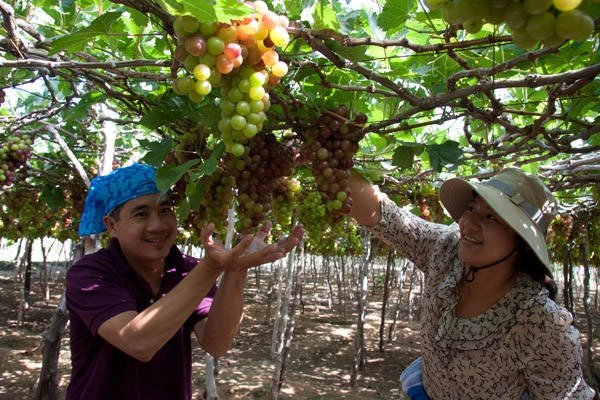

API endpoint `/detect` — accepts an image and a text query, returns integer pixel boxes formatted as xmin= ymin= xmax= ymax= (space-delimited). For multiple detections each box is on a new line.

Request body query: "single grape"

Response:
xmin=181 ymin=16 xmax=200 ymax=34
xmin=555 ymin=9 xmax=594 ymax=41
xmin=526 ymin=12 xmax=556 ymax=41
xmin=552 ymin=0 xmax=582 ymax=11
xmin=185 ymin=36 xmax=207 ymax=57
xmin=270 ymin=26 xmax=290 ymax=47
xmin=523 ymin=0 xmax=553 ymax=15
xmin=207 ymin=36 xmax=226 ymax=55
xmin=231 ymin=114 xmax=247 ymax=130
xmin=193 ymin=64 xmax=211 ymax=81
xmin=249 ymin=85 xmax=266 ymax=101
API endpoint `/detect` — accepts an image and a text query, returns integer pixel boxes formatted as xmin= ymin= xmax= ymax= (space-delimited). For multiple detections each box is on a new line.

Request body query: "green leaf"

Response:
xmin=313 ymin=2 xmax=341 ymax=30
xmin=179 ymin=0 xmax=217 ymax=22
xmin=41 ymin=186 xmax=66 ymax=210
xmin=140 ymin=107 xmax=186 ymax=129
xmin=215 ymin=0 xmax=254 ymax=22
xmin=48 ymin=11 xmax=123 ymax=55
xmin=140 ymin=137 xmax=173 ymax=167
xmin=370 ymin=134 xmax=388 ymax=152
xmin=176 ymin=197 xmax=192 ymax=222
xmin=155 ymin=0 xmax=186 ymax=15
xmin=156 ymin=159 xmax=201 ymax=191
xmin=392 ymin=145 xmax=414 ymax=170
xmin=62 ymin=92 xmax=107 ymax=121
xmin=185 ymin=181 xmax=204 ymax=210
xmin=428 ymin=141 xmax=463 ymax=172
xmin=377 ymin=0 xmax=413 ymax=31
xmin=323 ymin=39 xmax=367 ymax=63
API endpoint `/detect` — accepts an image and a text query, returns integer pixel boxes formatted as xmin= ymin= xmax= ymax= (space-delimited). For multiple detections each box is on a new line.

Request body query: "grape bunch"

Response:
xmin=171 ymin=1 xmax=291 ymax=155
xmin=299 ymin=105 xmax=365 ymax=219
xmin=0 ymin=133 xmax=33 ymax=187
xmin=182 ymin=164 xmax=237 ymax=237
xmin=227 ymin=132 xmax=295 ymax=233
xmin=424 ymin=0 xmax=597 ymax=49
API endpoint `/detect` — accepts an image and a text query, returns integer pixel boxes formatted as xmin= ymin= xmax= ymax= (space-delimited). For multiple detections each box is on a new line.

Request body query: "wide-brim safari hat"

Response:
xmin=439 ymin=167 xmax=557 ymax=269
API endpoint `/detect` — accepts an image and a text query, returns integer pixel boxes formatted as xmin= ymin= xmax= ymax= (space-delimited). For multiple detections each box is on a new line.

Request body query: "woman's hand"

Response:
xmin=201 ymin=221 xmax=304 ymax=272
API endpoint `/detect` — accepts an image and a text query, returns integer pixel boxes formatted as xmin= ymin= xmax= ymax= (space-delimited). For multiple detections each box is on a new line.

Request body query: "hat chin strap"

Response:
xmin=463 ymin=245 xmax=519 ymax=283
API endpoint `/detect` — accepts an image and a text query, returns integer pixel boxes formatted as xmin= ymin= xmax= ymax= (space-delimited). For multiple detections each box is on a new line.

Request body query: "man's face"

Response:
xmin=103 ymin=193 xmax=178 ymax=270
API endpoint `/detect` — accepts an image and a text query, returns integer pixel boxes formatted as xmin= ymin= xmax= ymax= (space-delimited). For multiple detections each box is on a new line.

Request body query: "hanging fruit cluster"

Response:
xmin=295 ymin=105 xmax=366 ymax=241
xmin=423 ymin=0 xmax=597 ymax=49
xmin=171 ymin=1 xmax=290 ymax=155
xmin=0 ymin=133 xmax=33 ymax=187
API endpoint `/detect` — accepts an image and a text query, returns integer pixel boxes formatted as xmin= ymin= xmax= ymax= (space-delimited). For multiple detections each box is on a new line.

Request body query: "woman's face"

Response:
xmin=458 ymin=195 xmax=520 ymax=268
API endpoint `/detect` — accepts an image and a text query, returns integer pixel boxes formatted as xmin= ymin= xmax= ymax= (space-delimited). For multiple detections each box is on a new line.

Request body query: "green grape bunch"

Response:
xmin=424 ymin=0 xmax=597 ymax=49
xmin=0 ymin=133 xmax=33 ymax=187
xmin=170 ymin=1 xmax=291 ymax=155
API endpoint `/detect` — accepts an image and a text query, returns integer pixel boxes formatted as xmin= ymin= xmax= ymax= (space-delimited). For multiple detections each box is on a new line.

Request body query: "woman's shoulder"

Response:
xmin=513 ymin=275 xmax=574 ymax=330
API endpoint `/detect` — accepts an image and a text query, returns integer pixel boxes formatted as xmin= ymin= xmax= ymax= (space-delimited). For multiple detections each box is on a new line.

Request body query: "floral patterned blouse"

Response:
xmin=368 ymin=195 xmax=595 ymax=399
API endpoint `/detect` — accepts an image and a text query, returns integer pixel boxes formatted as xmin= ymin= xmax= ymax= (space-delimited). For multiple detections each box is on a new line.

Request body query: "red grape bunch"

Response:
xmin=0 ymin=133 xmax=33 ymax=187
xmin=171 ymin=1 xmax=291 ymax=156
xmin=299 ymin=105 xmax=366 ymax=220
xmin=226 ymin=132 xmax=295 ymax=233
xmin=423 ymin=0 xmax=597 ymax=49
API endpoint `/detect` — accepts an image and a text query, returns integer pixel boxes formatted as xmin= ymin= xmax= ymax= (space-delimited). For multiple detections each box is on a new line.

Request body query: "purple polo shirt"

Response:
xmin=65 ymin=238 xmax=216 ymax=400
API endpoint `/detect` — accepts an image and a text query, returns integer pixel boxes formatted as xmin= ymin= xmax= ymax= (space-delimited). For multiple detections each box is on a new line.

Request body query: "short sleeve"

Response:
xmin=66 ymin=262 xmax=138 ymax=336
xmin=524 ymin=304 xmax=596 ymax=399
xmin=185 ymin=285 xmax=216 ymax=328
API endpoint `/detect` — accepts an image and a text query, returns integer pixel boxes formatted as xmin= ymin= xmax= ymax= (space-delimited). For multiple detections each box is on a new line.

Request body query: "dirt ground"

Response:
xmin=0 ymin=275 xmax=420 ymax=399
xmin=1 ymin=273 xmax=598 ymax=400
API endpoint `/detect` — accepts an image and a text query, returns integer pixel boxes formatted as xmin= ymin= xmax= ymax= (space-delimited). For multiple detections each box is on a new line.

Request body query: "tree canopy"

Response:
xmin=0 ymin=0 xmax=598 ymax=263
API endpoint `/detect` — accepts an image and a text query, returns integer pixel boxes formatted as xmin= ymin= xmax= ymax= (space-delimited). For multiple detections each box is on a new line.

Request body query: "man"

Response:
xmin=65 ymin=163 xmax=303 ymax=400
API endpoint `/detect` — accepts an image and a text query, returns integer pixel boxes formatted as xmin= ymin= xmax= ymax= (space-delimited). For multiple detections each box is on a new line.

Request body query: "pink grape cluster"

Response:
xmin=0 ymin=133 xmax=33 ymax=187
xmin=299 ymin=106 xmax=366 ymax=219
xmin=171 ymin=1 xmax=291 ymax=155
xmin=423 ymin=0 xmax=596 ymax=49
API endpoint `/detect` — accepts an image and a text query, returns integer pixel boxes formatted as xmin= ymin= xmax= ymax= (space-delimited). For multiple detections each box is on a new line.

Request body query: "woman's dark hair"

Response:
xmin=516 ymin=244 xmax=557 ymax=301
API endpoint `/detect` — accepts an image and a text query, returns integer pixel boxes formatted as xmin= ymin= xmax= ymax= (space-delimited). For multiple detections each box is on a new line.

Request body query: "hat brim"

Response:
xmin=440 ymin=178 xmax=551 ymax=268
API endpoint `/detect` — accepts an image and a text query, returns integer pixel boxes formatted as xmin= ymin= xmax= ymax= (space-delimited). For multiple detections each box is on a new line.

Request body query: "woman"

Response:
xmin=348 ymin=167 xmax=595 ymax=399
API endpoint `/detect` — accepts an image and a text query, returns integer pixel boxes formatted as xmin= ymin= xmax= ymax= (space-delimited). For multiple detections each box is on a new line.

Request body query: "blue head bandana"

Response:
xmin=78 ymin=163 xmax=161 ymax=236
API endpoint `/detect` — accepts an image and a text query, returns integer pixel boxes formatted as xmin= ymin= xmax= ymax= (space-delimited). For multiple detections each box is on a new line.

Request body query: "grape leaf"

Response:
xmin=140 ymin=107 xmax=187 ymax=129
xmin=377 ymin=0 xmax=413 ymax=31
xmin=179 ymin=0 xmax=217 ymax=22
xmin=313 ymin=2 xmax=341 ymax=30
xmin=154 ymin=0 xmax=186 ymax=15
xmin=48 ymin=11 xmax=123 ymax=55
xmin=215 ymin=0 xmax=255 ymax=22
xmin=156 ymin=159 xmax=201 ymax=191
xmin=140 ymin=137 xmax=173 ymax=167
xmin=392 ymin=142 xmax=425 ymax=170
xmin=41 ymin=186 xmax=66 ymax=210
xmin=428 ymin=141 xmax=463 ymax=172
xmin=392 ymin=145 xmax=415 ymax=170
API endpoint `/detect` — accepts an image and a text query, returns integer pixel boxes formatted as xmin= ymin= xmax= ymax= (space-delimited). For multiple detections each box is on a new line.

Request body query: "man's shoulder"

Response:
xmin=67 ymin=247 xmax=123 ymax=283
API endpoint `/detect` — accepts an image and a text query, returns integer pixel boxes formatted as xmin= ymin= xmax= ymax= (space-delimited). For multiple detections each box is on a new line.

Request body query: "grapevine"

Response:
xmin=423 ymin=0 xmax=597 ymax=49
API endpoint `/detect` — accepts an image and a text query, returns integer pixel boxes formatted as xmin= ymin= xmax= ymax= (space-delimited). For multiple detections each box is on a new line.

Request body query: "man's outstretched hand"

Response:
xmin=201 ymin=221 xmax=304 ymax=272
